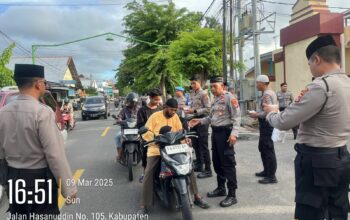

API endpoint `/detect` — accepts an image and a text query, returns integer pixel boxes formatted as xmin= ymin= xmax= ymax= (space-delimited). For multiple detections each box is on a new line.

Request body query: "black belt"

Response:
xmin=295 ymin=144 xmax=348 ymax=155
xmin=8 ymin=167 xmax=48 ymax=175
xmin=211 ymin=125 xmax=232 ymax=132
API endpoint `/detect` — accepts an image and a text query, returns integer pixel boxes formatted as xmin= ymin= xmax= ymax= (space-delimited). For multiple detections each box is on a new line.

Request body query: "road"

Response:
xmin=1 ymin=109 xmax=349 ymax=220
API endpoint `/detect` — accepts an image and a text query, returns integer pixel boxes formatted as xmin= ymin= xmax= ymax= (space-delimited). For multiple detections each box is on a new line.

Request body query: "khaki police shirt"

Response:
xmin=267 ymin=71 xmax=350 ymax=148
xmin=258 ymin=89 xmax=278 ymax=119
xmin=277 ymin=91 xmax=294 ymax=108
xmin=201 ymin=91 xmax=241 ymax=137
xmin=190 ymin=88 xmax=210 ymax=117
xmin=176 ymin=96 xmax=186 ymax=118
xmin=0 ymin=95 xmax=77 ymax=198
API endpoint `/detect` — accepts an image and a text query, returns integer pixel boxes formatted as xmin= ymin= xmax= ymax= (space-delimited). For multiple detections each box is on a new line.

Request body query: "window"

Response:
xmin=42 ymin=92 xmax=57 ymax=112
xmin=85 ymin=98 xmax=104 ymax=105
xmin=5 ymin=94 xmax=19 ymax=105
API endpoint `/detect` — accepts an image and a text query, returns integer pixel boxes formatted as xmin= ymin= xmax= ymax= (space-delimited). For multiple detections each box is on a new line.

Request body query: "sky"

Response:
xmin=0 ymin=0 xmax=348 ymax=81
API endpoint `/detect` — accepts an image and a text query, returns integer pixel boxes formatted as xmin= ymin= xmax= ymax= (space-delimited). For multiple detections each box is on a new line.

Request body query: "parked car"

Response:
xmin=0 ymin=90 xmax=67 ymax=142
xmin=81 ymin=96 xmax=110 ymax=120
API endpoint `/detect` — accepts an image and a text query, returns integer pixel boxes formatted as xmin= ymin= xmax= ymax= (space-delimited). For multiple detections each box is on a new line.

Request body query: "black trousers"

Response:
xmin=294 ymin=144 xmax=350 ymax=220
xmin=211 ymin=126 xmax=237 ymax=190
xmin=6 ymin=167 xmax=60 ymax=217
xmin=258 ymin=118 xmax=277 ymax=177
xmin=191 ymin=124 xmax=211 ymax=170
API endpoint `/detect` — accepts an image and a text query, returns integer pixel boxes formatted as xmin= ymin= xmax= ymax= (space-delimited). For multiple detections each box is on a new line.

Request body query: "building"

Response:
xmin=8 ymin=56 xmax=83 ymax=102
xmin=279 ymin=0 xmax=346 ymax=96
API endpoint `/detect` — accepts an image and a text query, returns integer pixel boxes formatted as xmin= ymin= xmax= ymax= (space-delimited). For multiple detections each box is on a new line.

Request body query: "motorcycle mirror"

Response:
xmin=138 ymin=126 xmax=149 ymax=135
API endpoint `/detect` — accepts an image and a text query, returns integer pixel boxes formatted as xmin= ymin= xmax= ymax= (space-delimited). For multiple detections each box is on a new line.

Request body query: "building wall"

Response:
xmin=346 ymin=48 xmax=350 ymax=74
xmin=274 ymin=62 xmax=285 ymax=93
xmin=284 ymin=36 xmax=317 ymax=97
xmin=63 ymin=68 xmax=73 ymax=80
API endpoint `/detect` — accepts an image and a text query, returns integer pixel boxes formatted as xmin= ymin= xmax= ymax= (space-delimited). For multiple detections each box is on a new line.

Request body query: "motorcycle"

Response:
xmin=112 ymin=115 xmax=142 ymax=181
xmin=139 ymin=127 xmax=197 ymax=220
xmin=61 ymin=110 xmax=74 ymax=131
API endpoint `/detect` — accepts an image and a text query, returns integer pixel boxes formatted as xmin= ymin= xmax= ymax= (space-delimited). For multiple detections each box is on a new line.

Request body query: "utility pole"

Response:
xmin=223 ymin=0 xmax=228 ymax=82
xmin=237 ymin=0 xmax=245 ymax=114
xmin=252 ymin=0 xmax=261 ymax=104
xmin=229 ymin=0 xmax=234 ymax=85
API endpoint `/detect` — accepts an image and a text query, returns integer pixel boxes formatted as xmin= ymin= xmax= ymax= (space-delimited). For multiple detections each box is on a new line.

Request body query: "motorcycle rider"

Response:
xmin=61 ymin=98 xmax=74 ymax=129
xmin=114 ymin=93 xmax=140 ymax=163
xmin=137 ymin=88 xmax=163 ymax=183
xmin=138 ymin=98 xmax=210 ymax=215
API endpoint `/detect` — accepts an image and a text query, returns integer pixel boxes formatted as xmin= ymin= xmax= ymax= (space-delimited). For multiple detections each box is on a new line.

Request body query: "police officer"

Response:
xmin=0 ymin=64 xmax=77 ymax=217
xmin=189 ymin=76 xmax=241 ymax=207
xmin=277 ymin=83 xmax=298 ymax=139
xmin=248 ymin=75 xmax=279 ymax=184
xmin=277 ymin=82 xmax=293 ymax=111
xmin=186 ymin=75 xmax=212 ymax=179
xmin=175 ymin=86 xmax=188 ymax=131
xmin=264 ymin=35 xmax=350 ymax=220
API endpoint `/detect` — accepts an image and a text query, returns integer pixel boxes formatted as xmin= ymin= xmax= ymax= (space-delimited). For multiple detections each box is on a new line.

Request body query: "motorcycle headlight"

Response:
xmin=127 ymin=121 xmax=136 ymax=128
xmin=174 ymin=164 xmax=191 ymax=175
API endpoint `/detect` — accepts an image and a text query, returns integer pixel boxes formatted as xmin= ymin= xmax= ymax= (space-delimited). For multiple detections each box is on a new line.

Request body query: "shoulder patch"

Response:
xmin=295 ymin=88 xmax=309 ymax=103
xmin=231 ymin=98 xmax=239 ymax=108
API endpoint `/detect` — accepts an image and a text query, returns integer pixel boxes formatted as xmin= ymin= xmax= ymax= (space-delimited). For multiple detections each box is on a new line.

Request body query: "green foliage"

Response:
xmin=116 ymin=0 xmax=201 ymax=95
xmin=0 ymin=43 xmax=15 ymax=88
xmin=85 ymin=87 xmax=98 ymax=96
xmin=168 ymin=28 xmax=223 ymax=82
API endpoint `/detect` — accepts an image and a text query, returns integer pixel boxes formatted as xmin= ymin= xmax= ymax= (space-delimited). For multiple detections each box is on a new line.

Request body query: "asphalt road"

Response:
xmin=1 ymin=109 xmax=349 ymax=220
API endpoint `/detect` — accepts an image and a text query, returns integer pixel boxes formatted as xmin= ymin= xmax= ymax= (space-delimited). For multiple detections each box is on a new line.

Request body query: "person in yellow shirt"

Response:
xmin=139 ymin=98 xmax=210 ymax=214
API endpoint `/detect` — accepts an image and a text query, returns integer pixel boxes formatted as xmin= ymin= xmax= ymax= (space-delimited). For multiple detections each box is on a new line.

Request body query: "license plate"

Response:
xmin=165 ymin=144 xmax=189 ymax=155
xmin=124 ymin=129 xmax=138 ymax=135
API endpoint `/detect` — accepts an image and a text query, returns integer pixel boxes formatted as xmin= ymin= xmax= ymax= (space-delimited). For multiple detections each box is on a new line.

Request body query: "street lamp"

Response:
xmin=31 ymin=32 xmax=168 ymax=64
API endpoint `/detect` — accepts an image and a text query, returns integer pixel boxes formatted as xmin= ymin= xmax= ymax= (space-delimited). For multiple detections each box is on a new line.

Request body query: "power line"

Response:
xmin=0 ymin=30 xmax=65 ymax=74
xmin=199 ymin=0 xmax=217 ymax=23
xmin=260 ymin=0 xmax=350 ymax=10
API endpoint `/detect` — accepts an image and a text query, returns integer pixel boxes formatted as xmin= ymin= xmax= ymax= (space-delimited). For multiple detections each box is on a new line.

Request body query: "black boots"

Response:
xmin=219 ymin=189 xmax=237 ymax=207
xmin=258 ymin=176 xmax=278 ymax=184
xmin=197 ymin=168 xmax=213 ymax=179
xmin=207 ymin=187 xmax=227 ymax=198
xmin=255 ymin=171 xmax=267 ymax=177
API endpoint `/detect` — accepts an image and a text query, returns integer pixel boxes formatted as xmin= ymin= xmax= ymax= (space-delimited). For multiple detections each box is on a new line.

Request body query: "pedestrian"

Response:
xmin=277 ymin=83 xmax=298 ymax=139
xmin=264 ymin=35 xmax=350 ymax=220
xmin=136 ymin=89 xmax=163 ymax=183
xmin=186 ymin=75 xmax=212 ymax=179
xmin=0 ymin=64 xmax=77 ymax=217
xmin=138 ymin=98 xmax=210 ymax=214
xmin=248 ymin=74 xmax=279 ymax=184
xmin=189 ymin=76 xmax=241 ymax=207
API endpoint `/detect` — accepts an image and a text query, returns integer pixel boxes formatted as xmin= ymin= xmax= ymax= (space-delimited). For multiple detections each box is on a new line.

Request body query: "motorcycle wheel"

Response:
xmin=128 ymin=153 xmax=133 ymax=181
xmin=180 ymin=193 xmax=193 ymax=220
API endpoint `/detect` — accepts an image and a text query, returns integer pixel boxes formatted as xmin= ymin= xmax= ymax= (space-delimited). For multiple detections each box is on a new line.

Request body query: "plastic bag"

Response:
xmin=272 ymin=128 xmax=286 ymax=143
